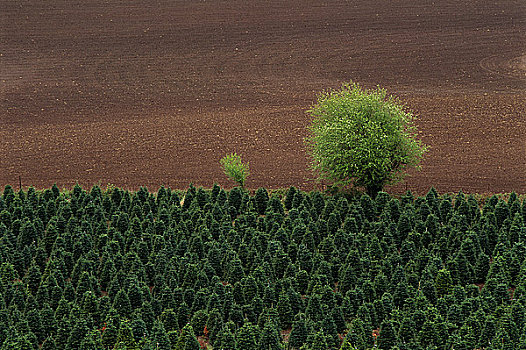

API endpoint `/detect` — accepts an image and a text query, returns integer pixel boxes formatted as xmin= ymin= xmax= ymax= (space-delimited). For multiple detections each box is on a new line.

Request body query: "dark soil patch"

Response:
xmin=1 ymin=0 xmax=525 ymax=194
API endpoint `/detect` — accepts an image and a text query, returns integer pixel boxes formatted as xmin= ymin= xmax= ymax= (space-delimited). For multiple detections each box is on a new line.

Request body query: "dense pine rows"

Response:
xmin=1 ymin=184 xmax=526 ymax=349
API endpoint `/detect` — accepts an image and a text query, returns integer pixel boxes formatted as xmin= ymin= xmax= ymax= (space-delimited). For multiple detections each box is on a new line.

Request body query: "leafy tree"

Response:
xmin=305 ymin=82 xmax=426 ymax=196
xmin=220 ymin=153 xmax=250 ymax=188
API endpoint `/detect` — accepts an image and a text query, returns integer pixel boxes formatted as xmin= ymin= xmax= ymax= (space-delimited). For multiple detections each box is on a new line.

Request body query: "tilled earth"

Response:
xmin=1 ymin=0 xmax=525 ymax=194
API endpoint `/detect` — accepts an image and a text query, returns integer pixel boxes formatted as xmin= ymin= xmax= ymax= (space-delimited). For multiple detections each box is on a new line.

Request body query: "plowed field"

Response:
xmin=1 ymin=0 xmax=525 ymax=194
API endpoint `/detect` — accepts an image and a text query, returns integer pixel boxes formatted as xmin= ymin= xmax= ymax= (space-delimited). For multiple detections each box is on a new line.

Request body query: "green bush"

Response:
xmin=306 ymin=82 xmax=427 ymax=197
xmin=220 ymin=152 xmax=250 ymax=188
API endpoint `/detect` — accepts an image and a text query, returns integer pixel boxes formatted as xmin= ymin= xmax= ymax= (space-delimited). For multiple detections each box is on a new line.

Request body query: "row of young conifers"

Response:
xmin=0 ymin=184 xmax=525 ymax=349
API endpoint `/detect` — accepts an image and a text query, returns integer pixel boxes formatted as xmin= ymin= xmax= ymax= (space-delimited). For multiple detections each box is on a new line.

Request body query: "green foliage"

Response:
xmin=310 ymin=329 xmax=328 ymax=350
xmin=1 ymin=184 xmax=526 ymax=350
xmin=151 ymin=320 xmax=171 ymax=350
xmin=255 ymin=188 xmax=270 ymax=215
xmin=174 ymin=323 xmax=200 ymax=350
xmin=215 ymin=324 xmax=236 ymax=349
xmin=378 ymin=319 xmax=398 ymax=349
xmin=116 ymin=321 xmax=140 ymax=350
xmin=435 ymin=269 xmax=453 ymax=298
xmin=220 ymin=153 xmax=250 ymax=187
xmin=259 ymin=321 xmax=282 ymax=350
xmin=236 ymin=322 xmax=259 ymax=350
xmin=306 ymin=82 xmax=426 ymax=196
xmin=289 ymin=315 xmax=308 ymax=349
xmin=276 ymin=292 xmax=294 ymax=329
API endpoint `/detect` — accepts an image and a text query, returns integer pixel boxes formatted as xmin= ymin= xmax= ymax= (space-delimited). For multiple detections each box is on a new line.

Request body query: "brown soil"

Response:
xmin=1 ymin=0 xmax=525 ymax=194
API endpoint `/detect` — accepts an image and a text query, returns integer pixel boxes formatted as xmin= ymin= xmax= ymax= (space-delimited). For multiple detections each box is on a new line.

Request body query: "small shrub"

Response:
xmin=220 ymin=153 xmax=250 ymax=187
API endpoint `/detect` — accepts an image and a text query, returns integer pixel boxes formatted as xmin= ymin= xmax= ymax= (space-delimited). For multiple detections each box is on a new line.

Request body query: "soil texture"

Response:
xmin=1 ymin=0 xmax=525 ymax=194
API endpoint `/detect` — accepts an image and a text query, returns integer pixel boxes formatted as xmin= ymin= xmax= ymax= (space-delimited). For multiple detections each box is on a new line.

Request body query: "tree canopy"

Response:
xmin=306 ymin=82 xmax=427 ymax=197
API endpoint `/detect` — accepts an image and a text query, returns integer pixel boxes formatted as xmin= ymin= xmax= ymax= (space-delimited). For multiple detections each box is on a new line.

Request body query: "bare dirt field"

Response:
xmin=1 ymin=0 xmax=525 ymax=194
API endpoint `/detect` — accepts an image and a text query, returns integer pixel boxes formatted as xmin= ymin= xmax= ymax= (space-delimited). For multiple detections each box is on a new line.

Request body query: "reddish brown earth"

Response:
xmin=1 ymin=0 xmax=525 ymax=194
